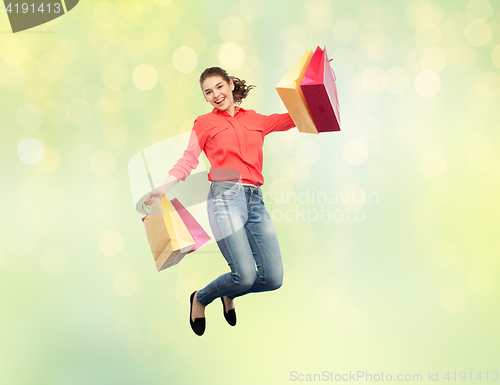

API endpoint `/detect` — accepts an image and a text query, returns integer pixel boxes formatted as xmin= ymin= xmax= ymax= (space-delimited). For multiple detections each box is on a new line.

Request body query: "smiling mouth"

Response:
xmin=215 ymin=97 xmax=225 ymax=105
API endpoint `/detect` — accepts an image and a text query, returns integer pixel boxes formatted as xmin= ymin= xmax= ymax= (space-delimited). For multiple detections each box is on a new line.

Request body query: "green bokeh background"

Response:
xmin=1 ymin=0 xmax=499 ymax=384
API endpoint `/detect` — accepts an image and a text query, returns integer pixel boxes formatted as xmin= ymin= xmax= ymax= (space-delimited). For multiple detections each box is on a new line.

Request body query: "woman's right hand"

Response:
xmin=144 ymin=185 xmax=168 ymax=206
xmin=143 ymin=175 xmax=179 ymax=206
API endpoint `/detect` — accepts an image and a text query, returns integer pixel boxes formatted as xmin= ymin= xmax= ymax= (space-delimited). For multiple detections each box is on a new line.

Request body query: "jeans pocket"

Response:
xmin=215 ymin=183 xmax=241 ymax=199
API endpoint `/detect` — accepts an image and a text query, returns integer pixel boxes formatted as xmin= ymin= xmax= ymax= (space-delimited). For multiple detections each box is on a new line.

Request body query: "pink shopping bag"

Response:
xmin=300 ymin=46 xmax=341 ymax=133
xmin=170 ymin=198 xmax=211 ymax=253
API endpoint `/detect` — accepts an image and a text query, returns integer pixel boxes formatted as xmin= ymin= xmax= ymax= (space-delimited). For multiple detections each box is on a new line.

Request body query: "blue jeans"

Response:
xmin=196 ymin=181 xmax=283 ymax=306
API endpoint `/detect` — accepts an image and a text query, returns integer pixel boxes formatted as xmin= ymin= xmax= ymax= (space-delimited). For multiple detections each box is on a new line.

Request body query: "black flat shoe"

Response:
xmin=220 ymin=296 xmax=237 ymax=326
xmin=190 ymin=291 xmax=205 ymax=336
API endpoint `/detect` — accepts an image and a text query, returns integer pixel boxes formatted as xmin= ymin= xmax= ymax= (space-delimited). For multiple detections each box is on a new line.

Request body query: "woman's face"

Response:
xmin=201 ymin=76 xmax=234 ymax=112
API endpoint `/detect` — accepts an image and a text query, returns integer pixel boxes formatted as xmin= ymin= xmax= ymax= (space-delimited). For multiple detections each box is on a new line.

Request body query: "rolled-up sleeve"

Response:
xmin=168 ymin=120 xmax=207 ymax=182
xmin=257 ymin=112 xmax=296 ymax=136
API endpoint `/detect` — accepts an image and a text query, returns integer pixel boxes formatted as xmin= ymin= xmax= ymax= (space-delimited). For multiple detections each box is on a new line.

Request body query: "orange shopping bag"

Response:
xmin=275 ymin=49 xmax=318 ymax=134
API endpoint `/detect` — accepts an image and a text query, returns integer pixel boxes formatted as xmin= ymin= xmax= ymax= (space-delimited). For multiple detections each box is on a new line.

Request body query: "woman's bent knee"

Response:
xmin=264 ymin=274 xmax=283 ymax=291
xmin=231 ymin=271 xmax=255 ymax=291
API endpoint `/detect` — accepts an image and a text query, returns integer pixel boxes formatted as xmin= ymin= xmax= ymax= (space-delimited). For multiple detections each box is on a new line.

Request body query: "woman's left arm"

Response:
xmin=256 ymin=112 xmax=296 ymax=136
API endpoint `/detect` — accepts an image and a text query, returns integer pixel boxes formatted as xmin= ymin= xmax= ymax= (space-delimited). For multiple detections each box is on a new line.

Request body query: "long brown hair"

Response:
xmin=199 ymin=67 xmax=255 ymax=105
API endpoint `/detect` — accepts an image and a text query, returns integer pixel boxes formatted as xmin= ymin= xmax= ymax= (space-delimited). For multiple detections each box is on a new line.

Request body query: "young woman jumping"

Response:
xmin=145 ymin=67 xmax=296 ymax=336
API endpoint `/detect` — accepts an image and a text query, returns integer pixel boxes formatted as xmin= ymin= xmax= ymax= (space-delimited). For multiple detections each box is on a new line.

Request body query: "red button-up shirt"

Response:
xmin=169 ymin=107 xmax=296 ymax=186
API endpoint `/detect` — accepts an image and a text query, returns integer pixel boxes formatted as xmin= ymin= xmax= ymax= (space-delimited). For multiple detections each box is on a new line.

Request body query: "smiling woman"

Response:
xmin=201 ymin=67 xmax=256 ymax=115
xmin=144 ymin=66 xmax=297 ymax=336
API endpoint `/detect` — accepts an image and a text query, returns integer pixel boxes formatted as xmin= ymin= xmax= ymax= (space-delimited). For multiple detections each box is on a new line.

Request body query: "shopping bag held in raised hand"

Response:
xmin=276 ymin=50 xmax=318 ymax=134
xmin=300 ymin=46 xmax=341 ymax=133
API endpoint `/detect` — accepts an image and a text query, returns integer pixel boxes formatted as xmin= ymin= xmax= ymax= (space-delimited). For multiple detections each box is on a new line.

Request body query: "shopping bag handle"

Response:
xmin=328 ymin=58 xmax=336 ymax=81
xmin=141 ymin=201 xmax=152 ymax=221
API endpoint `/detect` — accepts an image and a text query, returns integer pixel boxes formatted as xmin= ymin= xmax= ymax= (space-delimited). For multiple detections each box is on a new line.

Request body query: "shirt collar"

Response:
xmin=211 ymin=106 xmax=245 ymax=117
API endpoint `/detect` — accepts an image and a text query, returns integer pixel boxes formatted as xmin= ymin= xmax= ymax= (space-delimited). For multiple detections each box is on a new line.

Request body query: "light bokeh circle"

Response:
xmin=343 ymin=140 xmax=369 ymax=166
xmin=406 ymin=1 xmax=443 ymax=26
xmin=414 ymin=70 xmax=441 ymax=97
xmin=492 ymin=44 xmax=500 ymax=68
xmin=0 ymin=37 xmax=27 ymax=64
xmin=217 ymin=42 xmax=245 ymax=69
xmin=172 ymin=47 xmax=198 ymax=73
xmin=98 ymin=229 xmax=123 ymax=256
xmin=132 ymin=64 xmax=158 ymax=90
xmin=17 ymin=138 xmax=45 ymax=164
xmin=465 ymin=18 xmax=492 ymax=46
xmin=420 ymin=47 xmax=448 ymax=72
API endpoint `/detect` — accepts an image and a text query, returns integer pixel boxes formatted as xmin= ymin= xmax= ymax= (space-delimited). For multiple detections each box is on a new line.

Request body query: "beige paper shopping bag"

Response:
xmin=276 ymin=50 xmax=318 ymax=134
xmin=142 ymin=196 xmax=195 ymax=271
